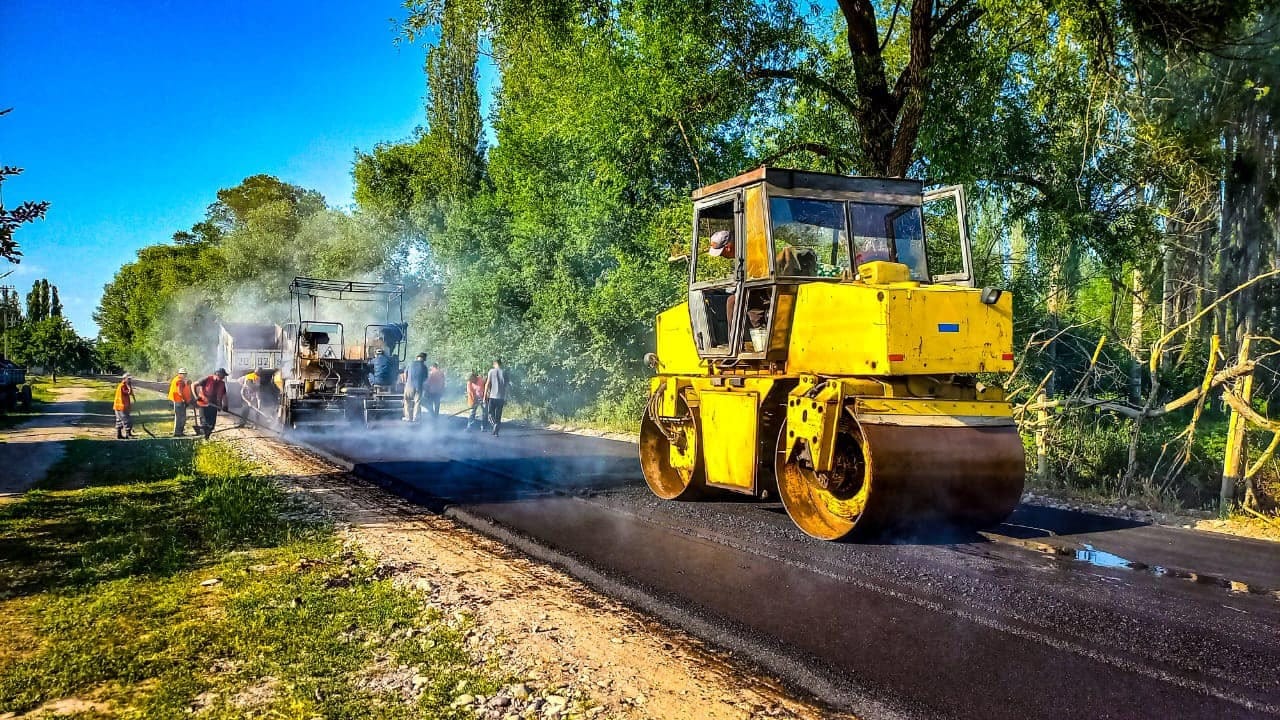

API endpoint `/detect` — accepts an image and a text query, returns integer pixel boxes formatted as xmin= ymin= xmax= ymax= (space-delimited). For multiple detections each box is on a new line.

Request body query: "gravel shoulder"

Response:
xmin=226 ymin=426 xmax=846 ymax=720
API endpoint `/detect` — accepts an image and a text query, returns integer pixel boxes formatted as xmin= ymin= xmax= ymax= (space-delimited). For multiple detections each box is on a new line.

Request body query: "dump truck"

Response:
xmin=217 ymin=323 xmax=283 ymax=415
xmin=217 ymin=323 xmax=282 ymax=378
xmin=0 ymin=358 xmax=30 ymax=412
xmin=640 ymin=167 xmax=1023 ymax=540
xmin=276 ymin=277 xmax=408 ymax=430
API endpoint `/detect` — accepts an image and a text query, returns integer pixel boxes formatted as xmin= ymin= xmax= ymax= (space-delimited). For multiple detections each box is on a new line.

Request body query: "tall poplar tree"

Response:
xmin=424 ymin=0 xmax=485 ymax=199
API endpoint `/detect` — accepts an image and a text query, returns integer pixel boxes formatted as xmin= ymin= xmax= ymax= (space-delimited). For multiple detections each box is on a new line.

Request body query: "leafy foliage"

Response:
xmin=0 ymin=108 xmax=50 ymax=263
xmin=96 ymin=175 xmax=407 ymax=374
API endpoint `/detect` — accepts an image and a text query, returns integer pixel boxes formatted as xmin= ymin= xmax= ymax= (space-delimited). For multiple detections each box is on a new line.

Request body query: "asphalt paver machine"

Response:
xmin=276 ymin=277 xmax=408 ymax=430
xmin=640 ymin=167 xmax=1024 ymax=540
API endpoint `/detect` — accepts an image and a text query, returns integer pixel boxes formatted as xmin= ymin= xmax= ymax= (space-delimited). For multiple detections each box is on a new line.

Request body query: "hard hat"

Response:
xmin=177 ymin=367 xmax=187 ymax=374
xmin=708 ymin=230 xmax=734 ymax=257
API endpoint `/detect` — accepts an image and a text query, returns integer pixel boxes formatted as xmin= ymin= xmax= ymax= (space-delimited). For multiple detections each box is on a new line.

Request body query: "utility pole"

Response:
xmin=0 ymin=284 xmax=13 ymax=360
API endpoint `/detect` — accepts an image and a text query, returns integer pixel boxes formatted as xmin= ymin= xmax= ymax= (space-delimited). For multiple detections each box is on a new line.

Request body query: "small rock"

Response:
xmin=491 ymin=696 xmax=512 ymax=708
xmin=452 ymin=694 xmax=476 ymax=708
xmin=510 ymin=683 xmax=530 ymax=700
xmin=200 ymin=578 xmax=221 ymax=587
xmin=544 ymin=694 xmax=567 ymax=708
xmin=412 ymin=675 xmax=430 ymax=688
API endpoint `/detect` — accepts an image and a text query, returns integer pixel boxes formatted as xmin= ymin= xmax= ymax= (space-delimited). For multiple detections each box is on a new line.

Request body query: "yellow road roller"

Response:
xmin=640 ymin=167 xmax=1024 ymax=540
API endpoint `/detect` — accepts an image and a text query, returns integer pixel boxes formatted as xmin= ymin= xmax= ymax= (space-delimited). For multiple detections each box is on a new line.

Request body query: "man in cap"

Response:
xmin=168 ymin=367 xmax=193 ymax=436
xmin=369 ymin=347 xmax=396 ymax=388
xmin=402 ymin=352 xmax=426 ymax=422
xmin=193 ymin=368 xmax=229 ymax=440
xmin=707 ymin=229 xmax=735 ymax=259
xmin=113 ymin=373 xmax=137 ymax=440
xmin=708 ymin=228 xmax=741 ymax=347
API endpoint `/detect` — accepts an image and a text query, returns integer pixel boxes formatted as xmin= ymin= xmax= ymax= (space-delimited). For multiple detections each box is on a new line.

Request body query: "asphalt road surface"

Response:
xmin=256 ymin=412 xmax=1280 ymax=720
xmin=132 ymin=377 xmax=1277 ymax=720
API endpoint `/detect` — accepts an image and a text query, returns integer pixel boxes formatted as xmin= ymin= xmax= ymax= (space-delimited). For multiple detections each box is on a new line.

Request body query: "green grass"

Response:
xmin=0 ymin=437 xmax=507 ymax=718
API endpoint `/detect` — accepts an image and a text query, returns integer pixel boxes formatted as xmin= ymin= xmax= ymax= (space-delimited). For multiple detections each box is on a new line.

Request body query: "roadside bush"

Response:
xmin=1039 ymin=411 xmax=1225 ymax=508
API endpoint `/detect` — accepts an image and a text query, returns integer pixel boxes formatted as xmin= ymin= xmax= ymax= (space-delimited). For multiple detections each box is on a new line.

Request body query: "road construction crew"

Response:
xmin=113 ymin=374 xmax=137 ymax=440
xmin=168 ymin=367 xmax=193 ymax=436
xmin=403 ymin=353 xmax=426 ymax=422
xmin=241 ymin=369 xmax=261 ymax=410
xmin=466 ymin=371 xmax=486 ymax=430
xmin=369 ymin=348 xmax=395 ymax=388
xmin=193 ymin=368 xmax=229 ymax=440
xmin=425 ymin=362 xmax=445 ymax=419
xmin=484 ymin=359 xmax=507 ymax=437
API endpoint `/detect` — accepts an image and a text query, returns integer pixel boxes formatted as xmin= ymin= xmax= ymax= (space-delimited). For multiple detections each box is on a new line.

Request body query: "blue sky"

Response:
xmin=2 ymin=1 xmax=477 ymax=335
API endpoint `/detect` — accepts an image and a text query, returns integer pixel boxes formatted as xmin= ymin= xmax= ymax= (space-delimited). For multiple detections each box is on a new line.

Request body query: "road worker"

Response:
xmin=193 ymin=369 xmax=229 ymax=440
xmin=113 ymin=373 xmax=137 ymax=440
xmin=466 ymin=371 xmax=486 ymax=430
xmin=425 ymin=362 xmax=445 ymax=419
xmin=484 ymin=359 xmax=507 ymax=437
xmin=369 ymin=348 xmax=396 ymax=388
xmin=241 ymin=369 xmax=261 ymax=410
xmin=403 ymin=353 xmax=426 ymax=422
xmin=168 ymin=367 xmax=193 ymax=436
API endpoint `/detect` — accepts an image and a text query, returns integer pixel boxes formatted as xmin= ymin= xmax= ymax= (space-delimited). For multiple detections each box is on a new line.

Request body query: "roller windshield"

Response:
xmin=770 ymin=197 xmax=849 ymax=277
xmin=852 ymin=203 xmax=928 ymax=282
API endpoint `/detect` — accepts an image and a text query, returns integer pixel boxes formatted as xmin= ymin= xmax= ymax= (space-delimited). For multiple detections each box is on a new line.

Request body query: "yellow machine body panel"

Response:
xmin=787 ymin=282 xmax=1013 ymax=376
xmin=697 ymin=390 xmax=760 ymax=492
xmin=654 ymin=303 xmax=704 ymax=376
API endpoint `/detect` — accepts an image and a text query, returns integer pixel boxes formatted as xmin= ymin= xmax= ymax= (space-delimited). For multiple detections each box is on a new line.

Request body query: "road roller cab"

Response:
xmin=641 ymin=167 xmax=1025 ymax=540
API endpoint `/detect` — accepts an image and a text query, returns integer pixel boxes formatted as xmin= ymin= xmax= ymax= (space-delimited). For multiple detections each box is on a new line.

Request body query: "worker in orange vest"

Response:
xmin=113 ymin=374 xmax=137 ymax=440
xmin=168 ymin=367 xmax=194 ymax=437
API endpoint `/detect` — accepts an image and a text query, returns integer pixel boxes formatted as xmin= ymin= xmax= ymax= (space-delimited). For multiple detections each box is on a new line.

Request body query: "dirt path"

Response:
xmin=0 ymin=386 xmax=101 ymax=500
xmin=225 ymin=427 xmax=846 ymax=720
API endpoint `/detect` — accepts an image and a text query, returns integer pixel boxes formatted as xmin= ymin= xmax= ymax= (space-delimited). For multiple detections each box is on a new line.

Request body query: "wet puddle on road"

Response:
xmin=1073 ymin=543 xmax=1180 ymax=579
xmin=1074 ymin=543 xmax=1136 ymax=569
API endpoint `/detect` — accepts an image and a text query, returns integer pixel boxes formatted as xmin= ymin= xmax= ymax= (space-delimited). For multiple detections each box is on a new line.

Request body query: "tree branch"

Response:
xmin=759 ymin=142 xmax=854 ymax=172
xmin=744 ymin=68 xmax=861 ymax=116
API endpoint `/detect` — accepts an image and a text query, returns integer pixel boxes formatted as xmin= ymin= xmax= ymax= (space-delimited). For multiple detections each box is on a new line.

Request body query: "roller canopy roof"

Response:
xmin=691 ymin=167 xmax=923 ymax=203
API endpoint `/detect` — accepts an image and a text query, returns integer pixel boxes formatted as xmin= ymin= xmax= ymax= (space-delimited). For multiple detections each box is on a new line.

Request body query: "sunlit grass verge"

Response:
xmin=0 ymin=439 xmax=505 ymax=718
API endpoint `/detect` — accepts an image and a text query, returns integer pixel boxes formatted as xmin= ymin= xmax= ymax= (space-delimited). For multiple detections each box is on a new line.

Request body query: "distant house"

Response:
xmin=216 ymin=323 xmax=282 ymax=379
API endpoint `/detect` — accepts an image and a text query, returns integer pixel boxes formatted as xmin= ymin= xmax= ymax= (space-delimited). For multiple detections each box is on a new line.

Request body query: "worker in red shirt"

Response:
xmin=193 ymin=368 xmax=229 ymax=440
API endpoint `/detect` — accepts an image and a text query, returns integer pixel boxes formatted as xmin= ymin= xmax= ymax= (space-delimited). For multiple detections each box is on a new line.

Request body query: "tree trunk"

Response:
xmin=1130 ymin=265 xmax=1146 ymax=403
